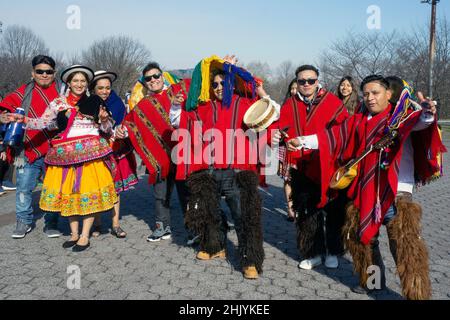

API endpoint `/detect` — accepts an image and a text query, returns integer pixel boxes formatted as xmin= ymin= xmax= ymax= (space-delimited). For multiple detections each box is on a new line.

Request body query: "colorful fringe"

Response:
xmin=186 ymin=55 xmax=260 ymax=111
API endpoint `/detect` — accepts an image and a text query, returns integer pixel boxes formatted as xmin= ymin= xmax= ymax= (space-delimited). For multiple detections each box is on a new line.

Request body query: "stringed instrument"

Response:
xmin=330 ymin=130 xmax=398 ymax=190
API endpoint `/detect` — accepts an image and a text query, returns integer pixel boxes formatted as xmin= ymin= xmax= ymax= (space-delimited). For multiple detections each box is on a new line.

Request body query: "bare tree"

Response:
xmin=319 ymin=30 xmax=398 ymax=90
xmin=272 ymin=60 xmax=296 ymax=103
xmin=244 ymin=61 xmax=273 ymax=82
xmin=0 ymin=25 xmax=49 ymax=95
xmin=433 ymin=16 xmax=450 ymax=118
xmin=82 ymin=36 xmax=151 ymax=97
xmin=318 ymin=19 xmax=450 ymax=118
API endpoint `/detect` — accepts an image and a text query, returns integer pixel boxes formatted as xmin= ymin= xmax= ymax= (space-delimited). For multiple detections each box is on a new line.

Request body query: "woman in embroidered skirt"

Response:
xmin=15 ymin=65 xmax=118 ymax=251
xmin=90 ymin=71 xmax=138 ymax=239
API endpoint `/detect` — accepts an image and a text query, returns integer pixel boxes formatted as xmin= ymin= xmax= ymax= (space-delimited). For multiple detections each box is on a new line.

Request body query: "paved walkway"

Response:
xmin=0 ymin=140 xmax=449 ymax=300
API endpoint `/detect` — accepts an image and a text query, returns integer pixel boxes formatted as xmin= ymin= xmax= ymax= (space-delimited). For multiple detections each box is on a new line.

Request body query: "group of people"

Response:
xmin=0 ymin=54 xmax=445 ymax=300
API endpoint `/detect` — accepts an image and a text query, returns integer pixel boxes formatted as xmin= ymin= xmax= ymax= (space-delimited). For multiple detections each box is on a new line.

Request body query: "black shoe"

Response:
xmin=72 ymin=241 xmax=90 ymax=252
xmin=62 ymin=239 xmax=79 ymax=249
xmin=351 ymin=285 xmax=370 ymax=295
xmin=351 ymin=284 xmax=385 ymax=295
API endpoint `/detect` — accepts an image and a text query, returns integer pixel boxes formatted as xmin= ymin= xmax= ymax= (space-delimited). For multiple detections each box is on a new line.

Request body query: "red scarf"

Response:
xmin=66 ymin=92 xmax=82 ymax=107
xmin=0 ymin=82 xmax=59 ymax=164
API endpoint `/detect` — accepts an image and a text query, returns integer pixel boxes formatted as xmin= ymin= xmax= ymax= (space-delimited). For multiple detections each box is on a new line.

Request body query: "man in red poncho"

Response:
xmin=271 ymin=65 xmax=349 ymax=271
xmin=122 ymin=62 xmax=190 ymax=243
xmin=283 ymin=75 xmax=446 ymax=299
xmin=174 ymin=62 xmax=280 ymax=280
xmin=0 ymin=55 xmax=61 ymax=239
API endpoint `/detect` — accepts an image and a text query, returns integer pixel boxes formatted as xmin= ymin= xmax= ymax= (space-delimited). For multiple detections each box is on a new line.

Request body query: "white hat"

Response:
xmin=60 ymin=65 xmax=94 ymax=84
xmin=92 ymin=70 xmax=118 ymax=84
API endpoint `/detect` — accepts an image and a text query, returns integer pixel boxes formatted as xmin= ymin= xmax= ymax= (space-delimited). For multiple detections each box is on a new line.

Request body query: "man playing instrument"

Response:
xmin=280 ymin=75 xmax=446 ymax=299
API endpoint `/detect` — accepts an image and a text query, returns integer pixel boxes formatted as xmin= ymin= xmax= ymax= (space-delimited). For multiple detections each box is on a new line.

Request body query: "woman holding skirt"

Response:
xmin=17 ymin=65 xmax=117 ymax=251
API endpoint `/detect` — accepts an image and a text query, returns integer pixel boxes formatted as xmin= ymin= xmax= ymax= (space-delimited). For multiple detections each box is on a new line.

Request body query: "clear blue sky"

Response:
xmin=1 ymin=0 xmax=449 ymax=69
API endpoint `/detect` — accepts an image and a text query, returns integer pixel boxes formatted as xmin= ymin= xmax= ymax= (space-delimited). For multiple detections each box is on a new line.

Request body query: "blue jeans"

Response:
xmin=153 ymin=169 xmax=189 ymax=228
xmin=211 ymin=169 xmax=243 ymax=248
xmin=16 ymin=157 xmax=58 ymax=226
xmin=382 ymin=205 xmax=397 ymax=225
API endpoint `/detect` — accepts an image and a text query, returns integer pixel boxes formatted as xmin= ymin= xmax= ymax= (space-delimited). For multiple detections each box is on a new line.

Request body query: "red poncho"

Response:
xmin=272 ymin=89 xmax=348 ymax=183
xmin=124 ymin=80 xmax=190 ymax=184
xmin=317 ymin=105 xmax=446 ymax=245
xmin=0 ymin=82 xmax=59 ymax=164
xmin=175 ymin=94 xmax=268 ymax=180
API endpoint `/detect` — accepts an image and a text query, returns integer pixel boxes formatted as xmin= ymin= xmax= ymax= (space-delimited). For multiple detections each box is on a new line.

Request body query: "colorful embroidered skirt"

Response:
xmin=114 ymin=152 xmax=138 ymax=194
xmin=40 ymin=159 xmax=118 ymax=217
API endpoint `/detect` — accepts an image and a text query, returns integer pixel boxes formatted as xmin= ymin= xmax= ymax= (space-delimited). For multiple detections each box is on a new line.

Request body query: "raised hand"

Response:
xmin=223 ymin=54 xmax=238 ymax=65
xmin=417 ymin=91 xmax=437 ymax=116
xmin=98 ymin=107 xmax=110 ymax=123
xmin=172 ymin=92 xmax=185 ymax=106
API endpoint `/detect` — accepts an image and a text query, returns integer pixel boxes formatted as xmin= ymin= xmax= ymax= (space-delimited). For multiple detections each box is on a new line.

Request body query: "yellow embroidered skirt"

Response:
xmin=40 ymin=159 xmax=118 ymax=217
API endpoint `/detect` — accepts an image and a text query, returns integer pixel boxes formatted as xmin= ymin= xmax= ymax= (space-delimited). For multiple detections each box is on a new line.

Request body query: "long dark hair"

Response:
xmin=282 ymin=78 xmax=297 ymax=105
xmin=337 ymin=76 xmax=359 ymax=115
xmin=89 ymin=77 xmax=112 ymax=94
xmin=385 ymin=76 xmax=404 ymax=105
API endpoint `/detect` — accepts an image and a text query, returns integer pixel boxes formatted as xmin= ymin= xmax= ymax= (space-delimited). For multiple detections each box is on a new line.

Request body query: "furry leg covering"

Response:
xmin=185 ymin=171 xmax=223 ymax=255
xmin=342 ymin=203 xmax=373 ymax=287
xmin=386 ymin=197 xmax=431 ymax=300
xmin=236 ymin=171 xmax=264 ymax=274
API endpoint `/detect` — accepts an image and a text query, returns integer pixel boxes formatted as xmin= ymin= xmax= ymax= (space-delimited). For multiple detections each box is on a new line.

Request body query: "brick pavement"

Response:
xmin=0 ymin=139 xmax=449 ymax=300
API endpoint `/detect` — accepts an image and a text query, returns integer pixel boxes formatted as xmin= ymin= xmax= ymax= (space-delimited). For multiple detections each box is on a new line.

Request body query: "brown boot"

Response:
xmin=243 ymin=265 xmax=259 ymax=280
xmin=196 ymin=250 xmax=226 ymax=260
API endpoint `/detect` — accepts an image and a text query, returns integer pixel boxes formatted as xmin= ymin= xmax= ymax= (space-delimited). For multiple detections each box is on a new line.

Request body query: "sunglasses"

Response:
xmin=35 ymin=69 xmax=55 ymax=75
xmin=212 ymin=81 xmax=225 ymax=89
xmin=297 ymin=78 xmax=317 ymax=86
xmin=144 ymin=73 xmax=162 ymax=82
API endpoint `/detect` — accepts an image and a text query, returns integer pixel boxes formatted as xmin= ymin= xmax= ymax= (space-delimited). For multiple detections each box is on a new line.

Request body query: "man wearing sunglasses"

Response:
xmin=122 ymin=62 xmax=192 ymax=244
xmin=0 ymin=55 xmax=62 ymax=239
xmin=283 ymin=75 xmax=443 ymax=299
xmin=271 ymin=65 xmax=349 ymax=271
xmin=174 ymin=57 xmax=281 ymax=280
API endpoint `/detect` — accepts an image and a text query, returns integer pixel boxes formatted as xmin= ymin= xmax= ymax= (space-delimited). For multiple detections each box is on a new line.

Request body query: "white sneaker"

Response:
xmin=298 ymin=255 xmax=322 ymax=270
xmin=325 ymin=255 xmax=339 ymax=269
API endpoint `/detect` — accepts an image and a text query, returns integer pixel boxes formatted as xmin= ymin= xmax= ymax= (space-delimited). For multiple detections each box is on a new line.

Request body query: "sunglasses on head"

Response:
xmin=212 ymin=81 xmax=225 ymax=89
xmin=144 ymin=73 xmax=162 ymax=82
xmin=35 ymin=69 xmax=55 ymax=75
xmin=297 ymin=78 xmax=317 ymax=86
